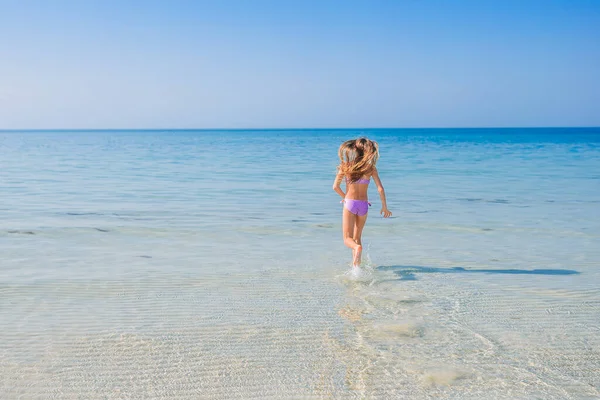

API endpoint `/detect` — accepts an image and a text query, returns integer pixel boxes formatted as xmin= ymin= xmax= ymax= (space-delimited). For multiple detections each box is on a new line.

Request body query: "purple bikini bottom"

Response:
xmin=343 ymin=199 xmax=371 ymax=216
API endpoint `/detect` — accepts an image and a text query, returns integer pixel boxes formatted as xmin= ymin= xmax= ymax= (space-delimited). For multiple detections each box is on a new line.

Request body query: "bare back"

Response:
xmin=333 ymin=166 xmax=386 ymax=208
xmin=344 ymin=176 xmax=371 ymax=200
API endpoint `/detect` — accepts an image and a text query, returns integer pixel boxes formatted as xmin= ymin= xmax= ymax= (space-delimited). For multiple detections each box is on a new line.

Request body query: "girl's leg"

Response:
xmin=353 ymin=213 xmax=368 ymax=265
xmin=342 ymin=208 xmax=361 ymax=264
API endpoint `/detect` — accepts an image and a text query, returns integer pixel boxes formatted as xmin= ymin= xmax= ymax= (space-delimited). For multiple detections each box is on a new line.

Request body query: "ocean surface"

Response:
xmin=1 ymin=128 xmax=599 ymax=399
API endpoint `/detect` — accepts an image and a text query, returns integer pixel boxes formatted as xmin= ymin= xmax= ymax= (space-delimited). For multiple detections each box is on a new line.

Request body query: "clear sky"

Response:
xmin=1 ymin=0 xmax=599 ymax=129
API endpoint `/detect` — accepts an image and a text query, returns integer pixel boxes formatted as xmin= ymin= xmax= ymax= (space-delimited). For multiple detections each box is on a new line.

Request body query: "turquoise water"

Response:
xmin=1 ymin=128 xmax=599 ymax=399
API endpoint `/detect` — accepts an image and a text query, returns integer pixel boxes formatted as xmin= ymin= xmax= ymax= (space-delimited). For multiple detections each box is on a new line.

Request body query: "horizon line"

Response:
xmin=1 ymin=126 xmax=599 ymax=132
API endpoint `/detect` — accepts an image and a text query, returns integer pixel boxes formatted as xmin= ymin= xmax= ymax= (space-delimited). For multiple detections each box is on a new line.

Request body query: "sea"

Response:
xmin=1 ymin=128 xmax=599 ymax=399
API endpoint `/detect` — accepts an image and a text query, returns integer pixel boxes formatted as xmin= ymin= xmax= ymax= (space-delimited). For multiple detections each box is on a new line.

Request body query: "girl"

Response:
xmin=333 ymin=138 xmax=392 ymax=269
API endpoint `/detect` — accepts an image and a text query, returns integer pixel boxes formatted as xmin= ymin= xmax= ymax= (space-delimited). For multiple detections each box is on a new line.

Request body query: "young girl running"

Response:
xmin=333 ymin=138 xmax=392 ymax=269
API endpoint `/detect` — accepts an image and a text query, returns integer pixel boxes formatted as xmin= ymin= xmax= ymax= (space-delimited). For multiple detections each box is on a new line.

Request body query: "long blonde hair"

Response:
xmin=337 ymin=137 xmax=379 ymax=183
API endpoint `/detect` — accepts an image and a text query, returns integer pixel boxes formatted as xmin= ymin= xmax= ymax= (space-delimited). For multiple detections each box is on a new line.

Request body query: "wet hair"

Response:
xmin=337 ymin=137 xmax=379 ymax=183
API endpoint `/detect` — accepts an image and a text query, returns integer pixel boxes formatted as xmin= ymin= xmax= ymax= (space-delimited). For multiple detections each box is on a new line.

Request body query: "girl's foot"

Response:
xmin=353 ymin=244 xmax=362 ymax=267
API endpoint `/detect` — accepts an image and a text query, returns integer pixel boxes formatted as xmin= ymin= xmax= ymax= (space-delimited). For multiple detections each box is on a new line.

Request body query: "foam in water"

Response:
xmin=339 ymin=244 xmax=376 ymax=282
xmin=345 ymin=266 xmax=373 ymax=281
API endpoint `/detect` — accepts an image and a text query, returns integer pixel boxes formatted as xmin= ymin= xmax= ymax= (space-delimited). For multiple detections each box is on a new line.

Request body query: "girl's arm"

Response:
xmin=332 ymin=172 xmax=346 ymax=199
xmin=371 ymin=167 xmax=392 ymax=218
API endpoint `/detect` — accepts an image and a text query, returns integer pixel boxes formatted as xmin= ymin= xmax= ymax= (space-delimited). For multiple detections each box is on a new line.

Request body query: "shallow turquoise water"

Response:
xmin=1 ymin=128 xmax=599 ymax=398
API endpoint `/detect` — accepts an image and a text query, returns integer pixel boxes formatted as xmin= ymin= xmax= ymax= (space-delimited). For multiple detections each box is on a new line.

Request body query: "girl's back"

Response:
xmin=344 ymin=175 xmax=371 ymax=201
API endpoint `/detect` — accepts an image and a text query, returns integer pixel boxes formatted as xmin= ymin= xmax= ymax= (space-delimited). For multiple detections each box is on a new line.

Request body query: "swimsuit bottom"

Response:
xmin=343 ymin=199 xmax=371 ymax=216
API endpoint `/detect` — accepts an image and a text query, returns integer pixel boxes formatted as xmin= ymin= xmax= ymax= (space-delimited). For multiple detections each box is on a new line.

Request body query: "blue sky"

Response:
xmin=0 ymin=0 xmax=598 ymax=128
